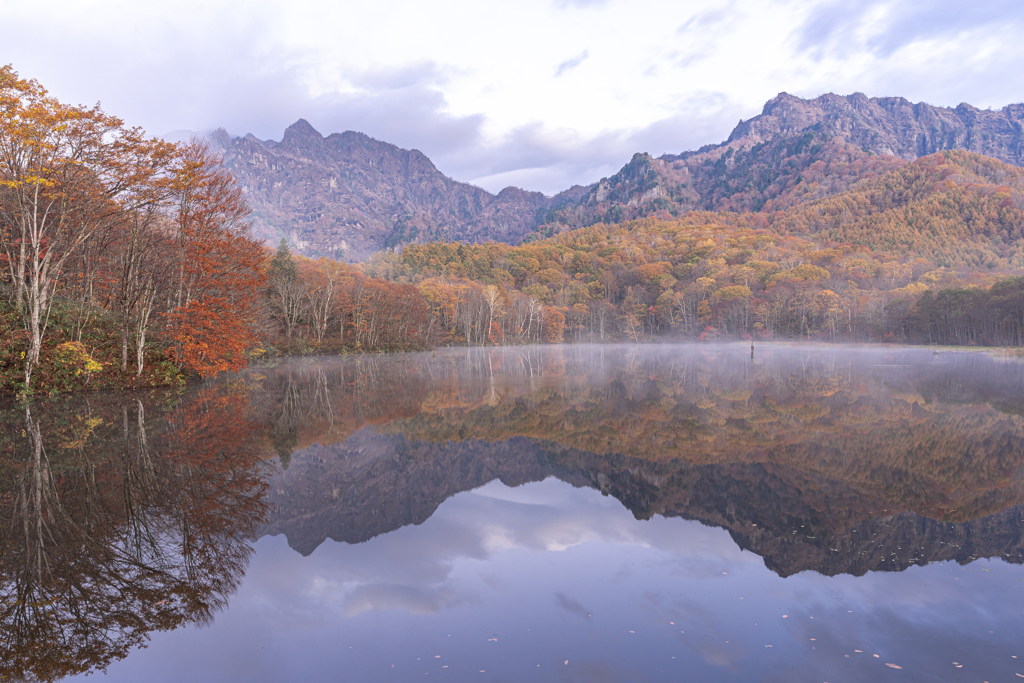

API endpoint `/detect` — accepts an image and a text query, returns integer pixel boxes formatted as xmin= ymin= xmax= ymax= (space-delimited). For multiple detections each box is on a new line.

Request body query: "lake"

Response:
xmin=2 ymin=344 xmax=1023 ymax=682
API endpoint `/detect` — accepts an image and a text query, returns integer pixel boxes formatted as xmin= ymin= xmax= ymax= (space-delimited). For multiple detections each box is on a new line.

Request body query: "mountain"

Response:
xmin=724 ymin=92 xmax=1024 ymax=164
xmin=217 ymin=93 xmax=1024 ymax=260
xmin=213 ymin=120 xmax=581 ymax=261
xmin=540 ymin=93 xmax=1024 ymax=232
xmin=769 ymin=150 xmax=1024 ymax=268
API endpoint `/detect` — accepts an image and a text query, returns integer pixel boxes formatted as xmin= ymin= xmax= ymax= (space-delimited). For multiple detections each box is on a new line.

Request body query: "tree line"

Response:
xmin=0 ymin=67 xmax=266 ymax=392
xmin=363 ymin=218 xmax=1024 ymax=348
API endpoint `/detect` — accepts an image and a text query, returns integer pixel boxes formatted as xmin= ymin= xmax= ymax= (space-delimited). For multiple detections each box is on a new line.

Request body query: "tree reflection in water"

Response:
xmin=251 ymin=346 xmax=1024 ymax=572
xmin=3 ymin=345 xmax=1024 ymax=678
xmin=0 ymin=386 xmax=270 ymax=681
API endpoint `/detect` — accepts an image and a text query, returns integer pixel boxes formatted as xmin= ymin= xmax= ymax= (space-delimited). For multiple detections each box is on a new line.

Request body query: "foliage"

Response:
xmin=50 ymin=342 xmax=103 ymax=392
xmin=165 ymin=298 xmax=254 ymax=378
xmin=772 ymin=151 xmax=1024 ymax=269
xmin=359 ymin=212 xmax=1024 ymax=345
xmin=0 ymin=65 xmax=178 ymax=389
xmin=268 ymin=238 xmax=297 ymax=283
xmin=1 ymin=68 xmax=266 ymax=394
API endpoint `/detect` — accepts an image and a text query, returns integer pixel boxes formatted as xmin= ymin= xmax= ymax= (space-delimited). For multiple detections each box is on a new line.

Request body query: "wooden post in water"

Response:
xmin=751 ymin=342 xmax=754 ymax=359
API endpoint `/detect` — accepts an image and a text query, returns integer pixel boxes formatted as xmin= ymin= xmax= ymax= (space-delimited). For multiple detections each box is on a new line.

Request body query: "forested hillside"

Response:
xmin=363 ymin=202 xmax=1024 ymax=346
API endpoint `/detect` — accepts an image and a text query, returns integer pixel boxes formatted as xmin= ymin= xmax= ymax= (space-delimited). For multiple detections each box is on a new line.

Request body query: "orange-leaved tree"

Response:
xmin=163 ymin=140 xmax=265 ymax=377
xmin=0 ymin=66 xmax=177 ymax=389
xmin=542 ymin=306 xmax=566 ymax=343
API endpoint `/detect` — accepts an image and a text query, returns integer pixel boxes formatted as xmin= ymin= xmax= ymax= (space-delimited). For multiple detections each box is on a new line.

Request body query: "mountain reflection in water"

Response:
xmin=256 ymin=345 xmax=1024 ymax=575
xmin=3 ymin=344 xmax=1024 ymax=681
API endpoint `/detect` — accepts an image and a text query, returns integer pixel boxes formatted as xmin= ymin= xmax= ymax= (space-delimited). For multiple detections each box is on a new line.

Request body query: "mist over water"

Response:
xmin=3 ymin=344 xmax=1024 ymax=681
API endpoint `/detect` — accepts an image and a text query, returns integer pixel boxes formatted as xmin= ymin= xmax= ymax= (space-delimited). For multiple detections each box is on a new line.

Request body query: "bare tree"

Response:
xmin=307 ymin=271 xmax=336 ymax=345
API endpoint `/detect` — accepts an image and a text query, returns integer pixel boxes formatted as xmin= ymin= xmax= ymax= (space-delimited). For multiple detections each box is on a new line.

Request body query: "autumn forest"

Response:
xmin=5 ymin=67 xmax=1024 ymax=395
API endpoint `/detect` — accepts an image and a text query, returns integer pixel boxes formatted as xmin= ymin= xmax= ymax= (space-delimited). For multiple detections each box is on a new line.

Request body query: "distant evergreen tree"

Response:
xmin=268 ymin=238 xmax=297 ymax=284
xmin=272 ymin=427 xmax=297 ymax=470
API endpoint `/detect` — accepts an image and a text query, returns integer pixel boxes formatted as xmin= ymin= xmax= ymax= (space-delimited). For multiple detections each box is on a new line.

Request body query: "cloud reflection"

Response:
xmin=343 ymin=584 xmax=475 ymax=616
xmin=81 ymin=477 xmax=1024 ymax=683
xmin=257 ymin=477 xmax=748 ymax=618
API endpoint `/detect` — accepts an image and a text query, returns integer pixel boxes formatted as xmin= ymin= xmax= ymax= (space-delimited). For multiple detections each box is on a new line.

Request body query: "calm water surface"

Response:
xmin=2 ymin=344 xmax=1024 ymax=682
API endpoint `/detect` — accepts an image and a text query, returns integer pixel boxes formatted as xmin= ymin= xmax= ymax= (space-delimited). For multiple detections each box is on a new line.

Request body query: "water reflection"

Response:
xmin=95 ymin=480 xmax=1024 ymax=683
xmin=257 ymin=345 xmax=1024 ymax=575
xmin=0 ymin=387 xmax=270 ymax=680
xmin=4 ymin=344 xmax=1024 ymax=680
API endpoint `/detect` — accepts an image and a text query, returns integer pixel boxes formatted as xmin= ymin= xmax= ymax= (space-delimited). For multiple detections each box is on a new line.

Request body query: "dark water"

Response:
xmin=2 ymin=344 xmax=1024 ymax=682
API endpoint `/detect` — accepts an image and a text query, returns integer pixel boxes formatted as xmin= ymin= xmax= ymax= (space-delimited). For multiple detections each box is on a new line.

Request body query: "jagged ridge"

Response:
xmin=218 ymin=92 xmax=1024 ymax=259
xmin=216 ymin=120 xmax=559 ymax=260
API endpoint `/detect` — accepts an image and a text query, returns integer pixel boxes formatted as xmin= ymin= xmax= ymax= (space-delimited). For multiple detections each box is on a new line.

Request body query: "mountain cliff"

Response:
xmin=540 ymin=93 xmax=1024 ymax=231
xmin=218 ymin=93 xmax=1024 ymax=259
xmin=723 ymin=92 xmax=1024 ymax=164
xmin=215 ymin=120 xmax=575 ymax=260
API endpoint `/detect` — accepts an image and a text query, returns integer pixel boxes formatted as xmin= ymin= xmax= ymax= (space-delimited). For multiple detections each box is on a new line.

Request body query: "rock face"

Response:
xmin=220 ymin=93 xmax=1024 ymax=255
xmin=215 ymin=120 xmax=563 ymax=261
xmin=540 ymin=93 xmax=1024 ymax=232
xmin=720 ymin=92 xmax=1024 ymax=163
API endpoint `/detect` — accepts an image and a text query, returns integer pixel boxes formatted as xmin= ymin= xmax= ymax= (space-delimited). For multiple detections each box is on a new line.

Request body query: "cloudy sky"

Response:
xmin=4 ymin=0 xmax=1023 ymax=194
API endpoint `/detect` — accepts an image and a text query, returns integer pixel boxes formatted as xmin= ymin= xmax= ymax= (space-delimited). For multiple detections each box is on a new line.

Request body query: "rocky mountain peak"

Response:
xmin=218 ymin=123 xmax=556 ymax=259
xmin=727 ymin=92 xmax=1024 ymax=164
xmin=281 ymin=118 xmax=325 ymax=150
xmin=496 ymin=185 xmax=545 ymax=202
xmin=209 ymin=127 xmax=230 ymax=151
